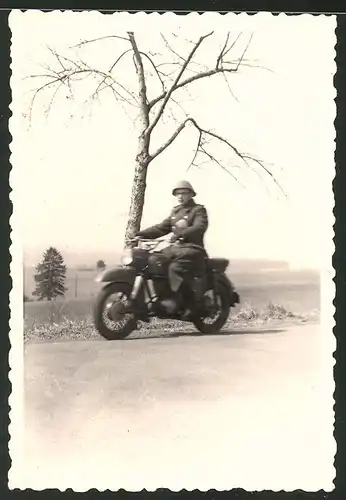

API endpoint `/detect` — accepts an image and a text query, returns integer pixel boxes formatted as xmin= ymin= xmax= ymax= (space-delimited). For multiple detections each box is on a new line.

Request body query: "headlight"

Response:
xmin=121 ymin=248 xmax=133 ymax=266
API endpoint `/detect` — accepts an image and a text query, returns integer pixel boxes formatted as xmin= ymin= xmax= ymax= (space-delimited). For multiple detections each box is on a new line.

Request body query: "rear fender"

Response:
xmin=95 ymin=266 xmax=136 ymax=285
xmin=214 ymin=273 xmax=240 ymax=307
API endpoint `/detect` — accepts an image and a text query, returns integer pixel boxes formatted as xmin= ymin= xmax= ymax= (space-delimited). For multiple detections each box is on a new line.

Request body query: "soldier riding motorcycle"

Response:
xmin=93 ymin=181 xmax=240 ymax=340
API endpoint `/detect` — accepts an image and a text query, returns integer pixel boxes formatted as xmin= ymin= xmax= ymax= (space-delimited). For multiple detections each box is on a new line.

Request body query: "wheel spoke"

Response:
xmin=94 ymin=283 xmax=137 ymax=340
xmin=192 ymin=287 xmax=230 ymax=334
xmin=102 ymin=292 xmax=133 ymax=330
xmin=200 ymin=294 xmax=222 ymax=324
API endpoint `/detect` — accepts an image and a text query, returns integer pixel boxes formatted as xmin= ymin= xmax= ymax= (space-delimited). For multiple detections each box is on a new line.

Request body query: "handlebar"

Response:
xmin=125 ymin=237 xmax=173 ymax=251
xmin=126 ymin=237 xmax=170 ymax=244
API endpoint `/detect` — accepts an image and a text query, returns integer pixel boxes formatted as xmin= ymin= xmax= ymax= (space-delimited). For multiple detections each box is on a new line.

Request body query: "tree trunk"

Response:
xmin=124 ymin=33 xmax=151 ymax=248
xmin=124 ymin=161 xmax=148 ymax=244
xmin=124 ymin=132 xmax=150 ymax=246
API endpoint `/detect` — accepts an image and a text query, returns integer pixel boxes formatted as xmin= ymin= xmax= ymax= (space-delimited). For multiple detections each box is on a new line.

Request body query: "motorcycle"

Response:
xmin=93 ymin=237 xmax=240 ymax=340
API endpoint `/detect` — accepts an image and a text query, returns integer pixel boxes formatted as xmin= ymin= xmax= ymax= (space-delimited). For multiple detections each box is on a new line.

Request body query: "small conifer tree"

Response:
xmin=33 ymin=247 xmax=67 ymax=301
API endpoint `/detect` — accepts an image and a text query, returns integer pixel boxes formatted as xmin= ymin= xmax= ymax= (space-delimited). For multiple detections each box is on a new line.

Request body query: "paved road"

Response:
xmin=17 ymin=324 xmax=335 ymax=491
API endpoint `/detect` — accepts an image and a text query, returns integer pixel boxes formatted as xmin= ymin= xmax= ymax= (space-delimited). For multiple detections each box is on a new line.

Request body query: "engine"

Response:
xmin=150 ymin=277 xmax=171 ymax=300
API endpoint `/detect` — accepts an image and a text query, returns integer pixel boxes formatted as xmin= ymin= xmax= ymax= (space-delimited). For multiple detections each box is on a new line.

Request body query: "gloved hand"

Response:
xmin=169 ymin=233 xmax=179 ymax=243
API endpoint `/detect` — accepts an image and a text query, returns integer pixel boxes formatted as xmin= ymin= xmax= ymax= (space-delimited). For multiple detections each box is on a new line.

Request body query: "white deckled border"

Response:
xmin=8 ymin=8 xmax=25 ymax=486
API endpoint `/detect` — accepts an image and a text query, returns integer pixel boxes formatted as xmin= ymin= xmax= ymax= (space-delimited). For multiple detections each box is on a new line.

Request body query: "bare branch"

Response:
xmin=139 ymin=52 xmax=165 ymax=92
xmin=109 ymin=48 xmax=133 ymax=72
xmin=216 ymin=32 xmax=230 ymax=69
xmin=28 ymin=76 xmax=66 ymax=122
xmin=23 ymin=73 xmax=58 ymax=81
xmin=156 ymin=61 xmax=183 ymax=68
xmin=27 ymin=55 xmax=138 ymax=123
xmin=221 ymin=71 xmax=240 ymax=103
xmin=147 ymin=50 xmax=161 ymax=57
xmin=199 ymin=145 xmax=245 ymax=187
xmin=198 ymin=127 xmax=247 ymax=162
xmin=128 ymin=31 xmax=150 ymax=130
xmin=187 ymin=129 xmax=203 ymax=170
xmin=89 ymin=76 xmax=137 ymax=107
xmin=147 ymin=31 xmax=213 ymax=134
xmin=235 ymin=33 xmax=254 ymax=71
xmin=223 ymin=33 xmax=242 ymax=59
xmin=44 ymin=79 xmax=67 ymax=117
xmin=149 ymin=67 xmax=237 ymax=110
xmin=150 ymin=118 xmax=191 ymax=160
xmin=159 ymin=35 xmax=208 ymax=70
xmin=47 ymin=46 xmax=67 ymax=72
xmin=69 ymin=55 xmax=136 ymax=103
xmin=202 ymin=128 xmax=284 ymax=195
xmin=156 ymin=61 xmax=208 ymax=74
xmin=83 ymin=48 xmax=137 ymax=106
xmin=27 ymin=31 xmax=279 ymax=195
xmin=233 ymin=157 xmax=272 ymax=197
xmin=224 ymin=61 xmax=274 ymax=73
xmin=161 ymin=33 xmax=186 ymax=62
xmin=92 ymin=69 xmax=137 ymax=104
xmin=150 ymin=116 xmax=283 ymax=194
xmin=166 ymin=101 xmax=188 ymax=128
xmin=148 ymin=32 xmax=254 ymax=110
xmin=49 ymin=51 xmax=85 ymax=72
xmin=170 ymin=95 xmax=190 ymax=119
xmin=172 ymin=32 xmax=196 ymax=45
xmin=66 ymin=47 xmax=137 ymax=101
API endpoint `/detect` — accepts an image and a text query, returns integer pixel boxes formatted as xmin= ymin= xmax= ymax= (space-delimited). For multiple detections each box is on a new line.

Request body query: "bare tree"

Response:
xmin=26 ymin=30 xmax=281 ymax=246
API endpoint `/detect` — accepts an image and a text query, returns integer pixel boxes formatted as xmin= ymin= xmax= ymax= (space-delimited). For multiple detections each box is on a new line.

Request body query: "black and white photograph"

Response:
xmin=9 ymin=10 xmax=336 ymax=492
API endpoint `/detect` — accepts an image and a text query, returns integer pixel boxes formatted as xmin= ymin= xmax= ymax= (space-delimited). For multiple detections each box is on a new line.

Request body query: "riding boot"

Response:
xmin=161 ymin=291 xmax=184 ymax=315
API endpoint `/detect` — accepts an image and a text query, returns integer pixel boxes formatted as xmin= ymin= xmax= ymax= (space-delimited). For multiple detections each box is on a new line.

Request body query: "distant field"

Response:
xmin=24 ymin=267 xmax=320 ymax=328
xmin=24 ymin=266 xmax=319 ymax=299
xmin=24 ymin=268 xmax=101 ymax=301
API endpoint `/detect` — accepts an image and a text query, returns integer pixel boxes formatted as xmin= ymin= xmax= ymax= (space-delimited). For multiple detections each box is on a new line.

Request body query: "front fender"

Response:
xmin=215 ymin=274 xmax=240 ymax=306
xmin=95 ymin=265 xmax=136 ymax=285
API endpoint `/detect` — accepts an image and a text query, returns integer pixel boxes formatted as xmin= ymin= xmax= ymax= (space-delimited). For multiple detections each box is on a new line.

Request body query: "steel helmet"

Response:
xmin=172 ymin=180 xmax=196 ymax=197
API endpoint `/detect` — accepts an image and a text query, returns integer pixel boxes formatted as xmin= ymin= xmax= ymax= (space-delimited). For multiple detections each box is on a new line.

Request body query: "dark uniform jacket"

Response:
xmin=137 ymin=199 xmax=208 ymax=249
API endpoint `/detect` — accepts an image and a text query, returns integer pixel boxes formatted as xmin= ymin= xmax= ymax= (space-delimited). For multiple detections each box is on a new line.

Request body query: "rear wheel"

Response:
xmin=93 ymin=282 xmax=137 ymax=340
xmin=193 ymin=283 xmax=230 ymax=334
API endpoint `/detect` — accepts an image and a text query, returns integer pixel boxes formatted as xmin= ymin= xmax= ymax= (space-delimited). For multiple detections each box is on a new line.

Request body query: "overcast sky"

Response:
xmin=9 ymin=11 xmax=336 ymax=268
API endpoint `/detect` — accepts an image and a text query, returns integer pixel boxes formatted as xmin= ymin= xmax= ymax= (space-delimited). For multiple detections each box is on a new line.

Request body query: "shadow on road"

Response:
xmin=129 ymin=328 xmax=286 ymax=341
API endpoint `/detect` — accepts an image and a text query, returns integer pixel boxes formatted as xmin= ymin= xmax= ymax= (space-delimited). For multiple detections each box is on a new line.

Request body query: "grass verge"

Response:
xmin=24 ymin=303 xmax=320 ymax=343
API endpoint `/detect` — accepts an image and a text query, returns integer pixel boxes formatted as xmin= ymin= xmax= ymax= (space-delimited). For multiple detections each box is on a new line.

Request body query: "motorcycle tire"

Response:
xmin=193 ymin=282 xmax=230 ymax=334
xmin=93 ymin=282 xmax=137 ymax=340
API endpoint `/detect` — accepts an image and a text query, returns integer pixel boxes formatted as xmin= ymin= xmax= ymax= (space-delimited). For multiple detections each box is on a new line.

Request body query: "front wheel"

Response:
xmin=93 ymin=282 xmax=137 ymax=340
xmin=193 ymin=283 xmax=231 ymax=334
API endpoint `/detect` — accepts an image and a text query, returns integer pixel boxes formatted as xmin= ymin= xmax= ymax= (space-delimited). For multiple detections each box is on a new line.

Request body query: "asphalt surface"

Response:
xmin=17 ymin=323 xmax=335 ymax=491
